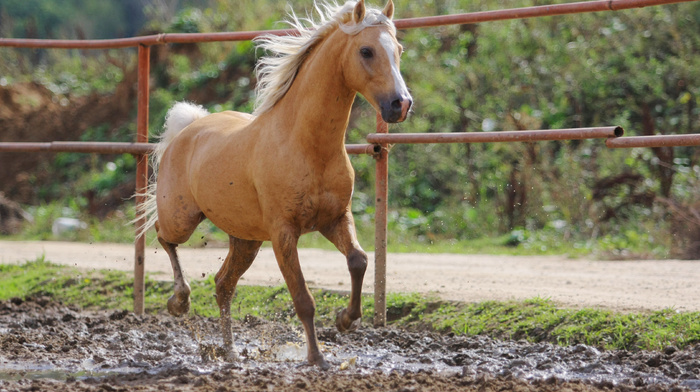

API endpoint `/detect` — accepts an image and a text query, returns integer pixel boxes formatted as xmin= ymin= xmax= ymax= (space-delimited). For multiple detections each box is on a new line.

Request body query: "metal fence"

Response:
xmin=1 ymin=0 xmax=698 ymax=325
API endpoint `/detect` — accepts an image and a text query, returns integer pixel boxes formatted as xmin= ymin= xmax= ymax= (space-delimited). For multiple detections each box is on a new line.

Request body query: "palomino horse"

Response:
xmin=138 ymin=0 xmax=412 ymax=369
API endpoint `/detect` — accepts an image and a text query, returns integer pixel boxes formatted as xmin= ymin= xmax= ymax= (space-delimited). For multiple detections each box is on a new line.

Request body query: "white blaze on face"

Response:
xmin=378 ymin=31 xmax=408 ymax=96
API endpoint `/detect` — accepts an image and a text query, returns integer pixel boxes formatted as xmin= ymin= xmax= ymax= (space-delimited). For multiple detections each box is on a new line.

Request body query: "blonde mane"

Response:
xmin=252 ymin=1 xmax=395 ymax=115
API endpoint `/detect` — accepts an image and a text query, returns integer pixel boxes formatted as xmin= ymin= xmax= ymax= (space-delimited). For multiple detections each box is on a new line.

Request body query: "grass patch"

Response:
xmin=2 ymin=258 xmax=699 ymax=352
xmin=421 ymin=297 xmax=700 ymax=351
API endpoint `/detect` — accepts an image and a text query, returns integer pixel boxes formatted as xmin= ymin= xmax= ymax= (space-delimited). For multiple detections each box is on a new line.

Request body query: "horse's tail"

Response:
xmin=134 ymin=102 xmax=210 ymax=239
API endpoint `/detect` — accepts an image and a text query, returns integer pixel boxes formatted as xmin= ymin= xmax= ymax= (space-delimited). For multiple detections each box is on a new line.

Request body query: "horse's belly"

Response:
xmin=201 ymin=202 xmax=270 ymax=241
xmin=193 ymin=181 xmax=270 ymax=241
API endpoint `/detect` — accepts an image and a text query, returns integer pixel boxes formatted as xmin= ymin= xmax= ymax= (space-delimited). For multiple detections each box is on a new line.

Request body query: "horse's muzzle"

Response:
xmin=380 ymin=95 xmax=413 ymax=123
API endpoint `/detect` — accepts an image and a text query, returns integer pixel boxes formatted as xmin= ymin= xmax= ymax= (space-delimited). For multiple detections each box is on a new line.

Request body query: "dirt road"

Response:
xmin=1 ymin=240 xmax=699 ymax=312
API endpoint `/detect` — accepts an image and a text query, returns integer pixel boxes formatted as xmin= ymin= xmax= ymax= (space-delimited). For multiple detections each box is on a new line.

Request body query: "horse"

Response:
xmin=137 ymin=0 xmax=412 ymax=369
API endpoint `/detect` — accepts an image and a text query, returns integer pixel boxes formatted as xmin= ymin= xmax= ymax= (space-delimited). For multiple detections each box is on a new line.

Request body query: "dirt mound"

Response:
xmin=0 ymin=296 xmax=698 ymax=391
xmin=0 ymin=73 xmax=137 ymax=204
xmin=0 ymin=49 xmax=249 ymax=208
xmin=663 ymin=198 xmax=700 ymax=260
xmin=0 ymin=193 xmax=30 ymax=235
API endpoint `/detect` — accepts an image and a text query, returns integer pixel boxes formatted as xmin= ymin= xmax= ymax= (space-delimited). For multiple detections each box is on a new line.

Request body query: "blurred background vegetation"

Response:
xmin=0 ymin=0 xmax=699 ymax=258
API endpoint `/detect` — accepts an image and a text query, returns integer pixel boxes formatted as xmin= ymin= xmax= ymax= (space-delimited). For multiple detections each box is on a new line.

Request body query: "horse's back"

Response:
xmin=164 ymin=110 xmax=257 ymax=164
xmin=193 ymin=110 xmax=255 ymax=134
xmin=214 ymin=110 xmax=256 ymax=125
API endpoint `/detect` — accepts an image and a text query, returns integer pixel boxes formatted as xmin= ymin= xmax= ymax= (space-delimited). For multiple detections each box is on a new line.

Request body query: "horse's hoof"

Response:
xmin=223 ymin=346 xmax=240 ymax=362
xmin=167 ymin=294 xmax=190 ymax=317
xmin=317 ymin=359 xmax=331 ymax=370
xmin=299 ymin=357 xmax=330 ymax=370
xmin=335 ymin=309 xmax=361 ymax=333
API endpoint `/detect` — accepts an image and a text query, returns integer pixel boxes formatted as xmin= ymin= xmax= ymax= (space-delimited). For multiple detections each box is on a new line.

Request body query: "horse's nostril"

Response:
xmin=391 ymin=99 xmax=402 ymax=111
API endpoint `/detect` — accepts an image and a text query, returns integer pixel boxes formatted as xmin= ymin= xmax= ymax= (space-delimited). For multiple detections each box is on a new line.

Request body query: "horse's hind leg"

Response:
xmin=215 ymin=236 xmax=262 ymax=351
xmin=158 ymin=234 xmax=192 ymax=317
xmin=155 ymin=210 xmax=204 ymax=317
xmin=320 ymin=211 xmax=368 ymax=333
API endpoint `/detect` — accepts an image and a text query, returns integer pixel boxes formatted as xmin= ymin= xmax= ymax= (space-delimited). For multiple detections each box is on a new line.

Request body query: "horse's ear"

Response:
xmin=382 ymin=0 xmax=394 ymax=20
xmin=353 ymin=0 xmax=366 ymax=23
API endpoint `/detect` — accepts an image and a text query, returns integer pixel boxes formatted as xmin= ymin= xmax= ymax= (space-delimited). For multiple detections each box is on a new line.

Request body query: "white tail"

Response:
xmin=134 ymin=102 xmax=210 ymax=238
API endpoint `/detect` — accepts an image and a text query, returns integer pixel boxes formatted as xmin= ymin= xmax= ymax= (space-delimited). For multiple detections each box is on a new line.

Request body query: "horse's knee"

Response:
xmin=214 ymin=262 xmax=238 ymax=309
xmin=348 ymin=249 xmax=368 ymax=275
xmin=293 ymin=295 xmax=316 ymax=321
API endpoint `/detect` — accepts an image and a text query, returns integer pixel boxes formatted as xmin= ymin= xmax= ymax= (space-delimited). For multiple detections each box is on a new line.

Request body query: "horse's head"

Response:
xmin=341 ymin=0 xmax=412 ymax=123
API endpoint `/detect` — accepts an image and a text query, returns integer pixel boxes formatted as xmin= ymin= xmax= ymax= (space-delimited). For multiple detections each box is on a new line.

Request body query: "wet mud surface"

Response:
xmin=1 ymin=297 xmax=699 ymax=391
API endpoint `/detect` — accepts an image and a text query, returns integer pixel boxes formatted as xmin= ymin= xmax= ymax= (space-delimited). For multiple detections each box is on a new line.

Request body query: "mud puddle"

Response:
xmin=1 ymin=296 xmax=699 ymax=391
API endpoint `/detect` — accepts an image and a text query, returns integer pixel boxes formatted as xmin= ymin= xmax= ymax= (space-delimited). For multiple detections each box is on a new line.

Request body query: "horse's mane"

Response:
xmin=252 ymin=1 xmax=395 ymax=115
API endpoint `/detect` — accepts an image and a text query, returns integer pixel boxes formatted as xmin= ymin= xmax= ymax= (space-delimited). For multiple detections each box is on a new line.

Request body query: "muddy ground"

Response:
xmin=1 ymin=297 xmax=698 ymax=392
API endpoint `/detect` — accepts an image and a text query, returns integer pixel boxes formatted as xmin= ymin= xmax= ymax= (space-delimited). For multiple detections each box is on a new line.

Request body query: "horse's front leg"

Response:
xmin=215 ymin=236 xmax=262 ymax=353
xmin=271 ymin=227 xmax=329 ymax=369
xmin=321 ymin=210 xmax=368 ymax=333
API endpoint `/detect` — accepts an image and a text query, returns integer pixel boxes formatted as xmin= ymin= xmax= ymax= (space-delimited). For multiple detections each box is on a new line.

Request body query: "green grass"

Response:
xmin=297 ymin=229 xmax=585 ymax=256
xmin=421 ymin=297 xmax=700 ymax=351
xmin=2 ymin=258 xmax=699 ymax=352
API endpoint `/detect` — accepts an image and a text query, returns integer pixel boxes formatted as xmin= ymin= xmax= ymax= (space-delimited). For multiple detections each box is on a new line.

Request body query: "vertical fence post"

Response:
xmin=134 ymin=44 xmax=150 ymax=315
xmin=373 ymin=112 xmax=389 ymax=327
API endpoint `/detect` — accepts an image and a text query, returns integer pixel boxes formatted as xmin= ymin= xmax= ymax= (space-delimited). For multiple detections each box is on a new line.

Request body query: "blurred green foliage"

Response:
xmin=2 ymin=0 xmax=699 ymax=257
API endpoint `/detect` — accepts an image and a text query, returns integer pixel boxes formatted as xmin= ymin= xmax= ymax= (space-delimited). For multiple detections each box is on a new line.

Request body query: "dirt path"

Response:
xmin=1 ymin=240 xmax=699 ymax=312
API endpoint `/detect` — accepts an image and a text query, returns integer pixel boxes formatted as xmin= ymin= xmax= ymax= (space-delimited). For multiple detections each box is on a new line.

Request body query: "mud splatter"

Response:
xmin=0 ymin=297 xmax=697 ymax=391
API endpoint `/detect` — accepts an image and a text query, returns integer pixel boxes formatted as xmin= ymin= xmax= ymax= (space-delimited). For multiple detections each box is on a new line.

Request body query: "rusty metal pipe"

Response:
xmin=606 ymin=134 xmax=700 ymax=148
xmin=0 ymin=141 xmax=154 ymax=154
xmin=366 ymin=126 xmax=623 ymax=145
xmin=393 ymin=0 xmax=696 ymax=29
xmin=0 ymin=29 xmax=298 ymax=49
xmin=345 ymin=143 xmax=381 ymax=156
xmin=133 ymin=44 xmax=151 ymax=316
xmin=0 ymin=141 xmax=377 ymax=156
xmin=373 ymin=112 xmax=389 ymax=328
xmin=2 ymin=0 xmax=693 ymax=50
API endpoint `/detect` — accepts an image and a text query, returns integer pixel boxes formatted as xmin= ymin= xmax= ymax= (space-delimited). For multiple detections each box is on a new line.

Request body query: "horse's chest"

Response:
xmin=293 ymin=177 xmax=352 ymax=229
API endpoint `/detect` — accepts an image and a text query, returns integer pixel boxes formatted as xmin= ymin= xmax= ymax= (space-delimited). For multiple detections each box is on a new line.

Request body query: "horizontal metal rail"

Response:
xmin=0 ymin=141 xmax=379 ymax=156
xmin=366 ymin=126 xmax=624 ymax=145
xmin=0 ymin=142 xmax=154 ymax=154
xmin=1 ymin=0 xmax=692 ymax=49
xmin=345 ymin=143 xmax=381 ymax=155
xmin=606 ymin=134 xmax=700 ymax=148
xmin=0 ymin=29 xmax=297 ymax=49
xmin=393 ymin=0 xmax=696 ymax=29
xmin=16 ymin=130 xmax=700 ymax=152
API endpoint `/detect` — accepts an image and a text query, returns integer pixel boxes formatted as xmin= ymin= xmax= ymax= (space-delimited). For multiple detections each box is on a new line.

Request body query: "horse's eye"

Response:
xmin=360 ymin=47 xmax=374 ymax=59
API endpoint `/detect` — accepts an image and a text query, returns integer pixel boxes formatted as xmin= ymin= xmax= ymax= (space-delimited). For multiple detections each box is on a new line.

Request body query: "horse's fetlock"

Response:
xmin=176 ymin=283 xmax=192 ymax=298
xmin=348 ymin=308 xmax=362 ymax=321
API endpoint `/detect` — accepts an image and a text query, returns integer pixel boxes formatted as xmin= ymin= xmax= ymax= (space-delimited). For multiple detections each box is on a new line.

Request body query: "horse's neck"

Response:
xmin=267 ymin=33 xmax=355 ymax=152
